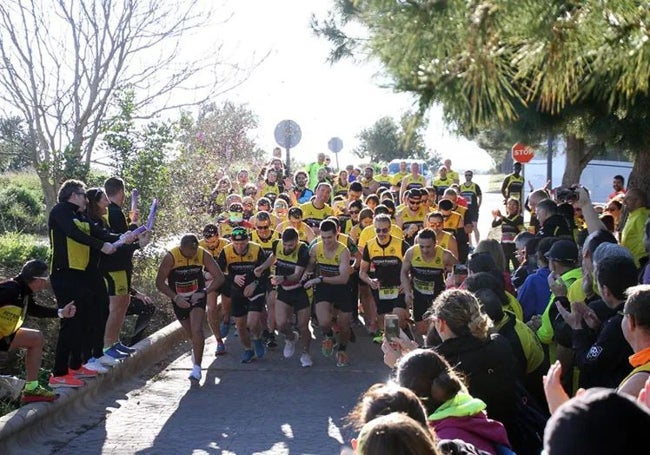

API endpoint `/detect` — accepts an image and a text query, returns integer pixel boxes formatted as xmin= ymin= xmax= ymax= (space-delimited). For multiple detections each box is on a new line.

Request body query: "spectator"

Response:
xmin=607 ymin=174 xmax=627 ymax=202
xmin=511 ymin=232 xmax=536 ymax=289
xmin=355 ymin=412 xmax=440 ymax=455
xmin=395 ymin=348 xmax=511 ymax=455
xmin=517 ymin=237 xmax=555 ymax=322
xmin=618 ymin=284 xmax=650 ymax=397
xmin=306 ymin=152 xmax=326 ymax=191
xmin=491 ymin=199 xmax=524 ymax=270
xmin=501 ymin=163 xmax=524 ymax=208
xmin=536 ymin=199 xmax=572 ymax=239
xmin=621 ymin=188 xmax=649 ymax=268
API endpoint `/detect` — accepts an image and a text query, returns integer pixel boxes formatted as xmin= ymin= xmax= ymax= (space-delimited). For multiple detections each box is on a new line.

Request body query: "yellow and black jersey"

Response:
xmin=333 ymin=182 xmax=350 ymax=198
xmin=391 ymin=172 xmax=409 ymax=187
xmin=217 ymin=242 xmax=267 ymax=295
xmin=434 ymin=230 xmax=454 ymax=250
xmin=503 ymin=173 xmax=524 ymax=199
xmin=410 ymin=245 xmax=446 ymax=297
xmin=362 ymin=235 xmax=409 ymax=290
xmin=260 ymin=182 xmax=280 ymax=203
xmin=433 ymin=177 xmax=454 ymax=198
xmin=443 ymin=211 xmax=464 ymax=232
xmin=359 ymin=177 xmax=377 ymax=193
xmin=167 ymin=246 xmax=207 ymax=297
xmin=403 ymin=174 xmax=426 ymax=192
xmin=272 ymin=240 xmax=310 ymax=289
xmin=397 ymin=207 xmax=427 ymax=243
xmin=375 ymin=175 xmax=392 ymax=189
xmin=314 ymin=241 xmax=348 ymax=277
xmin=0 ymin=278 xmax=58 ymax=338
xmin=459 ymin=182 xmax=481 ymax=209
xmin=277 ymin=220 xmax=311 ymax=243
xmin=49 ymin=201 xmax=106 ymax=272
xmin=218 ymin=221 xmax=250 ymax=240
xmin=251 ymin=229 xmax=279 ymax=255
xmin=300 ymin=201 xmax=334 ymax=231
xmin=199 ymin=237 xmax=229 ymax=259
xmin=358 ymin=224 xmax=404 ymax=250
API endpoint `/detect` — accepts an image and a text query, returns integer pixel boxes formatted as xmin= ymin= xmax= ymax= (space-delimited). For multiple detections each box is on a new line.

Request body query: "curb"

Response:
xmin=0 ymin=320 xmax=185 ymax=446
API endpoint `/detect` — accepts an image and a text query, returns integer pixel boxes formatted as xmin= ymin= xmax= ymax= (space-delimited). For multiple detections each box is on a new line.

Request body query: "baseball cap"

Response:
xmin=231 ymin=227 xmax=248 ymax=241
xmin=438 ymin=199 xmax=453 ymax=211
xmin=544 ymin=239 xmax=578 ymax=263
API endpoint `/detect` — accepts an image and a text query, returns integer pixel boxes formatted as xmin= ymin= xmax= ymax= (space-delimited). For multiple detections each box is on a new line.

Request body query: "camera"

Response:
xmin=555 ymin=184 xmax=583 ymax=202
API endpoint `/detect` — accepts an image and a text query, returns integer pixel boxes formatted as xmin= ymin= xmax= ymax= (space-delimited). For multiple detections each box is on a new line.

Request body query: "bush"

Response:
xmin=0 ymin=232 xmax=49 ymax=271
xmin=0 ymin=172 xmax=46 ymax=234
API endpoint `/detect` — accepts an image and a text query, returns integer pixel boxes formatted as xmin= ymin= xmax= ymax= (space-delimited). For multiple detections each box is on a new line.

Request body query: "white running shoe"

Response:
xmin=283 ymin=331 xmax=299 ymax=358
xmin=300 ymin=352 xmax=313 ymax=368
xmin=188 ymin=365 xmax=202 ymax=381
xmin=83 ymin=358 xmax=109 ymax=374
xmin=98 ymin=354 xmax=118 ymax=367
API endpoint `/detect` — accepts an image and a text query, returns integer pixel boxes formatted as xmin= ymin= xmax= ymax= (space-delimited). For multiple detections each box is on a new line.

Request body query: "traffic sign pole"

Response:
xmin=274 ymin=120 xmax=302 ymax=176
xmin=327 ymin=137 xmax=343 ymax=172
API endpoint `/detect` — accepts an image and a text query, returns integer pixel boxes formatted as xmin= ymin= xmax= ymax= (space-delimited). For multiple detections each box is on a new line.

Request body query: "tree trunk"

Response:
xmin=562 ymin=134 xmax=598 ymax=186
xmin=37 ymin=170 xmax=58 ymax=213
xmin=628 ymin=149 xmax=650 ymax=198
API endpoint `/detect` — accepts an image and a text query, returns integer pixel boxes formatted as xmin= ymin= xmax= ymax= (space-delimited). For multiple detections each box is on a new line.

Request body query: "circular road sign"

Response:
xmin=511 ymin=142 xmax=534 ymax=163
xmin=328 ymin=137 xmax=343 ymax=154
xmin=274 ymin=120 xmax=302 ymax=149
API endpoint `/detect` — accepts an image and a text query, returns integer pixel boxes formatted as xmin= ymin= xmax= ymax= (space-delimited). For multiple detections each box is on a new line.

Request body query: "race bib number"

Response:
xmin=413 ymin=278 xmax=435 ymax=295
xmin=175 ymin=279 xmax=198 ymax=297
xmin=379 ymin=287 xmax=399 ymax=300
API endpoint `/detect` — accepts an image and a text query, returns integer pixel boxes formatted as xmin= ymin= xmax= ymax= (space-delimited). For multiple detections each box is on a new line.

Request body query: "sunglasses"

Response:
xmin=349 ymin=210 xmax=360 ymax=215
xmin=408 ymin=200 xmax=421 ymax=205
xmin=256 ymin=225 xmax=270 ymax=230
xmin=375 ymin=227 xmax=390 ymax=234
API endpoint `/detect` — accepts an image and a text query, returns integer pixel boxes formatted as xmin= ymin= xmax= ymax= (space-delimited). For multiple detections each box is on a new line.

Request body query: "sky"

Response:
xmin=209 ymin=0 xmax=494 ymax=172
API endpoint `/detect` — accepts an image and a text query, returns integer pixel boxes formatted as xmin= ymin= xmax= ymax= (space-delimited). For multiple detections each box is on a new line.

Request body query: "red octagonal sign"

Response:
xmin=511 ymin=142 xmax=534 ymax=163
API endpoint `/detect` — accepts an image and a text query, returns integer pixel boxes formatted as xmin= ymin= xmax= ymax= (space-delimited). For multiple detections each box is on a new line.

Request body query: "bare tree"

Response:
xmin=0 ymin=0 xmax=256 ymax=209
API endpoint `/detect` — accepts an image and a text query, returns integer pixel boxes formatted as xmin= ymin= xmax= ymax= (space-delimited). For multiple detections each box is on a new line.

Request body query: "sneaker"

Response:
xmin=336 ymin=351 xmax=350 ymax=367
xmin=97 ymin=354 xmax=119 ymax=367
xmin=241 ymin=349 xmax=255 ymax=364
xmin=300 ymin=352 xmax=313 ymax=368
xmin=188 ymin=365 xmax=202 ymax=381
xmin=219 ymin=322 xmax=230 ymax=338
xmin=21 ymin=385 xmax=58 ymax=404
xmin=266 ymin=333 xmax=278 ymax=349
xmin=372 ymin=330 xmax=384 ymax=344
xmin=83 ymin=359 xmax=109 ymax=374
xmin=69 ymin=365 xmax=98 ymax=379
xmin=104 ymin=345 xmax=129 ymax=360
xmin=283 ymin=331 xmax=299 ymax=358
xmin=253 ymin=338 xmax=266 ymax=359
xmin=215 ymin=341 xmax=226 ymax=356
xmin=321 ymin=337 xmax=334 ymax=357
xmin=49 ymin=374 xmax=84 ymax=388
xmin=114 ymin=342 xmax=136 ymax=354
xmin=0 ymin=375 xmax=26 ymax=401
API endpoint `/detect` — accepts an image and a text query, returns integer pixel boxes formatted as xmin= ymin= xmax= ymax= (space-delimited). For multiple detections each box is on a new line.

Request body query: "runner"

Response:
xmin=217 ymin=227 xmax=269 ymax=363
xmin=155 ymin=234 xmax=225 ymax=381
xmin=459 ymin=170 xmax=483 ymax=244
xmin=395 ymin=188 xmax=427 ymax=245
xmin=198 ymin=224 xmax=230 ymax=355
xmin=425 ymin=211 xmax=459 ymax=260
xmin=300 ymin=182 xmax=334 ymax=235
xmin=303 ymin=219 xmax=353 ymax=367
xmin=401 ymin=228 xmax=458 ymax=335
xmin=359 ymin=214 xmax=410 ymax=339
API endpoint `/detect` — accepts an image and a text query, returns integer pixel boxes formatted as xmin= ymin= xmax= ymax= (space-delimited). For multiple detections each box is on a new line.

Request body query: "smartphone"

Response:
xmin=453 ymin=264 xmax=468 ymax=275
xmin=384 ymin=314 xmax=400 ymax=340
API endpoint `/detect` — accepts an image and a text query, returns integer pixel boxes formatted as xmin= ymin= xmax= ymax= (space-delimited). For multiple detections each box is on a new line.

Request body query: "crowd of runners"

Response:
xmin=2 ymin=148 xmax=650 ymax=454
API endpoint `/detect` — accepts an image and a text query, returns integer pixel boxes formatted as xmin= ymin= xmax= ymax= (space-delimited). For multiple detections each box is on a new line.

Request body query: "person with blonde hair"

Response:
xmin=425 ymin=290 xmax=518 ymax=448
xmin=355 ymin=413 xmax=440 ymax=455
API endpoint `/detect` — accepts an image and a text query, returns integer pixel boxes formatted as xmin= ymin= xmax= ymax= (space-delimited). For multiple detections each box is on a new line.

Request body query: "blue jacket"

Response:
xmin=517 ymin=266 xmax=551 ymax=322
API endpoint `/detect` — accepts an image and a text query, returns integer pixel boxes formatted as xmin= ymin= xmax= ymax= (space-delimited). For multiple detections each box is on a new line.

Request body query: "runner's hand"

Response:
xmin=173 ymin=294 xmax=190 ymax=308
xmin=190 ymin=292 xmax=205 ymax=305
xmin=101 ymin=242 xmax=117 ymax=255
xmin=61 ymin=301 xmax=76 ymax=318
xmin=368 ymin=278 xmax=380 ymax=290
xmin=234 ymin=274 xmax=246 ymax=287
xmin=243 ymin=282 xmax=256 ymax=298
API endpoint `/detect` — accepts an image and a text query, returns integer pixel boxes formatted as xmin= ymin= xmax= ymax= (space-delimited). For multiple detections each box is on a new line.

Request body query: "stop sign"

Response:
xmin=511 ymin=142 xmax=534 ymax=163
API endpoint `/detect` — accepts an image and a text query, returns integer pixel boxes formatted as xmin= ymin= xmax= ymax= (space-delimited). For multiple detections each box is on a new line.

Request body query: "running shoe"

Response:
xmin=97 ymin=354 xmax=119 ymax=367
xmin=104 ymin=345 xmax=129 ymax=360
xmin=83 ymin=358 xmax=109 ymax=374
xmin=69 ymin=365 xmax=99 ymax=378
xmin=253 ymin=338 xmax=266 ymax=359
xmin=336 ymin=351 xmax=350 ymax=367
xmin=266 ymin=333 xmax=278 ymax=349
xmin=321 ymin=337 xmax=334 ymax=357
xmin=114 ymin=342 xmax=136 ymax=354
xmin=49 ymin=374 xmax=84 ymax=388
xmin=21 ymin=385 xmax=58 ymax=404
xmin=283 ymin=331 xmax=299 ymax=358
xmin=215 ymin=341 xmax=226 ymax=356
xmin=188 ymin=365 xmax=202 ymax=381
xmin=219 ymin=322 xmax=230 ymax=338
xmin=241 ymin=349 xmax=255 ymax=364
xmin=300 ymin=352 xmax=313 ymax=368
xmin=372 ymin=330 xmax=384 ymax=344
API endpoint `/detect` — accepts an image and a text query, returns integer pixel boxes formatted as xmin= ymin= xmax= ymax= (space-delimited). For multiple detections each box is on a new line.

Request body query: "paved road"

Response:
xmin=18 ymin=331 xmax=389 ymax=455
xmin=12 ymin=176 xmax=504 ymax=454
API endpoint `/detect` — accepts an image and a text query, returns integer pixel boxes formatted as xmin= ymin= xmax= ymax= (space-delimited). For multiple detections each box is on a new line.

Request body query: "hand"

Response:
xmin=381 ymin=335 xmax=418 ymax=369
xmin=204 ymin=271 xmax=214 ymax=281
xmin=491 ymin=209 xmax=502 ymax=218
xmin=368 ymin=278 xmax=380 ymax=290
xmin=526 ymin=314 xmax=543 ymax=332
xmin=121 ymin=231 xmax=137 ymax=244
xmin=243 ymin=282 xmax=257 ymax=298
xmin=271 ymin=275 xmax=285 ymax=286
xmin=253 ymin=266 xmax=264 ymax=278
xmin=543 ymin=361 xmax=570 ymax=414
xmin=138 ymin=230 xmax=151 ymax=248
xmin=548 ymin=273 xmax=568 ymax=297
xmin=101 ymin=242 xmax=117 ymax=255
xmin=573 ymin=302 xmax=601 ymax=330
xmin=61 ymin=301 xmax=76 ymax=318
xmin=303 ymin=278 xmax=320 ymax=289
xmin=190 ymin=292 xmax=205 ymax=305
xmin=638 ymin=377 xmax=650 ymax=410
xmin=234 ymin=274 xmax=246 ymax=287
xmin=173 ymin=294 xmax=190 ymax=308
xmin=135 ymin=292 xmax=152 ymax=304
xmin=555 ymin=299 xmax=583 ymax=330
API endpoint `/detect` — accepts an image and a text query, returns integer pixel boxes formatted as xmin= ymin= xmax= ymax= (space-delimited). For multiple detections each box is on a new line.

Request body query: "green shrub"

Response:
xmin=0 ymin=174 xmax=46 ymax=234
xmin=0 ymin=232 xmax=49 ymax=271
